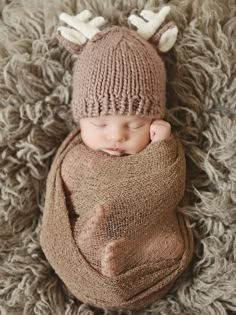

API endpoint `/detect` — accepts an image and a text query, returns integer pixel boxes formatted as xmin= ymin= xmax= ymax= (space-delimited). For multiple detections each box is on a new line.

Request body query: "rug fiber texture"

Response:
xmin=0 ymin=0 xmax=236 ymax=314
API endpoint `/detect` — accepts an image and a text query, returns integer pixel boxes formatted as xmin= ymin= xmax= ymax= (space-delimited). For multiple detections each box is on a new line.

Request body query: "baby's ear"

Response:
xmin=128 ymin=6 xmax=178 ymax=53
xmin=56 ymin=10 xmax=107 ymax=55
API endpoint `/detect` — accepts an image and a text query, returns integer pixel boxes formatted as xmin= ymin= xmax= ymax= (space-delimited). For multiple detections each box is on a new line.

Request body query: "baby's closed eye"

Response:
xmin=128 ymin=123 xmax=145 ymax=129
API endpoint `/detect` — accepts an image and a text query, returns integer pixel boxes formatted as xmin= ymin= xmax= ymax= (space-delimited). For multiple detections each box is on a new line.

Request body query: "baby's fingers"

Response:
xmin=150 ymin=124 xmax=156 ymax=140
xmin=150 ymin=120 xmax=171 ymax=142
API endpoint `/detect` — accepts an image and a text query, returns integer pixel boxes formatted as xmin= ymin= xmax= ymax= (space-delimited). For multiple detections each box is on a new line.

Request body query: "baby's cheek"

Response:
xmin=131 ymin=129 xmax=151 ymax=152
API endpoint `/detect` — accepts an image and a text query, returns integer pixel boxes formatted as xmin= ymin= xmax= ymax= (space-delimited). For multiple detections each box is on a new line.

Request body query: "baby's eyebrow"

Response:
xmin=129 ymin=118 xmax=140 ymax=121
xmin=129 ymin=117 xmax=150 ymax=122
xmin=89 ymin=117 xmax=150 ymax=123
xmin=90 ymin=118 xmax=105 ymax=122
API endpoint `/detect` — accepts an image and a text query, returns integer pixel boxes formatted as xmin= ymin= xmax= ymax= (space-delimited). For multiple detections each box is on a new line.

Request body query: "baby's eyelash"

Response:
xmin=91 ymin=123 xmax=144 ymax=128
xmin=92 ymin=123 xmax=106 ymax=127
xmin=128 ymin=125 xmax=143 ymax=129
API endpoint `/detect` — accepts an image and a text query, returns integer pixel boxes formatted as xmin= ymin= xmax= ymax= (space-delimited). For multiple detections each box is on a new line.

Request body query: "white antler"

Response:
xmin=128 ymin=6 xmax=178 ymax=52
xmin=57 ymin=10 xmax=107 ymax=45
xmin=128 ymin=6 xmax=171 ymax=40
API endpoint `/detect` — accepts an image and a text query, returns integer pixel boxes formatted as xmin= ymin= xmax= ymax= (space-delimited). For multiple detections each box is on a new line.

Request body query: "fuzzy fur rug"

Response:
xmin=0 ymin=0 xmax=236 ymax=314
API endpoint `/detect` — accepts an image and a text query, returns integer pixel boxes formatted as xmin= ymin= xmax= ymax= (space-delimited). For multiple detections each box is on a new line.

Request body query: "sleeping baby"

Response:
xmin=40 ymin=8 xmax=193 ymax=311
xmin=62 ymin=114 xmax=173 ymax=277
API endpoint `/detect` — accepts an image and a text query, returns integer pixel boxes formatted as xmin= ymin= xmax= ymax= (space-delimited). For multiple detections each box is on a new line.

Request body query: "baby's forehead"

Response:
xmin=87 ymin=115 xmax=150 ymax=123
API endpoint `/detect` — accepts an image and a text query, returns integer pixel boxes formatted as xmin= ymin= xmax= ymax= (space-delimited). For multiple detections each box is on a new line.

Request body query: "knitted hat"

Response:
xmin=56 ymin=8 xmax=178 ymax=122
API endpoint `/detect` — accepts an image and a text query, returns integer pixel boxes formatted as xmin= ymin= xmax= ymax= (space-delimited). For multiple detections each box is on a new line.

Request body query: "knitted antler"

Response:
xmin=57 ymin=10 xmax=107 ymax=54
xmin=128 ymin=6 xmax=178 ymax=52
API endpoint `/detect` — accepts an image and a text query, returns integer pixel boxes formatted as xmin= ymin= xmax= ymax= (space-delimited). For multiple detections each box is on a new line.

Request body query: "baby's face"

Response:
xmin=80 ymin=115 xmax=153 ymax=156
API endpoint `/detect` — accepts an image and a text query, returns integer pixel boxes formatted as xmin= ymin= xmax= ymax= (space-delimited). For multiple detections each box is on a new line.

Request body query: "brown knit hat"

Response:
xmin=56 ymin=9 xmax=179 ymax=122
xmin=70 ymin=26 xmax=166 ymax=122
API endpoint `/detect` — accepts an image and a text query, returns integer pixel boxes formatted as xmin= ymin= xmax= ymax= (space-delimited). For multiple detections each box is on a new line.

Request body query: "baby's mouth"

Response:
xmin=106 ymin=147 xmax=123 ymax=152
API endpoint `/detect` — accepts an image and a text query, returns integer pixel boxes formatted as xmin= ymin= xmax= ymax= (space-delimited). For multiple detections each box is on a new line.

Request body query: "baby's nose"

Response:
xmin=107 ymin=130 xmax=127 ymax=143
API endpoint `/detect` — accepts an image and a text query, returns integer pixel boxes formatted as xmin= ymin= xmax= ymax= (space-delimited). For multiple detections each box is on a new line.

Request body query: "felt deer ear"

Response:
xmin=128 ymin=6 xmax=178 ymax=52
xmin=56 ymin=9 xmax=107 ymax=54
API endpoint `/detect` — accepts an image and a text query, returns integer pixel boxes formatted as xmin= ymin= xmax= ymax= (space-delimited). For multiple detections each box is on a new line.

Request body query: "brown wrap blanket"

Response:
xmin=40 ymin=127 xmax=193 ymax=310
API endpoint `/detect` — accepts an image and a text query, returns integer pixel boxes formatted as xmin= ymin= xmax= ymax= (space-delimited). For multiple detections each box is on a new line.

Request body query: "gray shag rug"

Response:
xmin=0 ymin=0 xmax=236 ymax=314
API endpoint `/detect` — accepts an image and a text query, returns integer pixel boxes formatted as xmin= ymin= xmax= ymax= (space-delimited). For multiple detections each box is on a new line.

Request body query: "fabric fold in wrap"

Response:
xmin=40 ymin=127 xmax=193 ymax=310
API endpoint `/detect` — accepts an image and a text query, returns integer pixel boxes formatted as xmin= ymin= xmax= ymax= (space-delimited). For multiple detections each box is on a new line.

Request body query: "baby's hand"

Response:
xmin=150 ymin=119 xmax=171 ymax=143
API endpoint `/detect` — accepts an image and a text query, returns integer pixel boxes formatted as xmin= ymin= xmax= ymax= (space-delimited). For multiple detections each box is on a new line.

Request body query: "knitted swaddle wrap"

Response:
xmin=40 ymin=127 xmax=193 ymax=310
